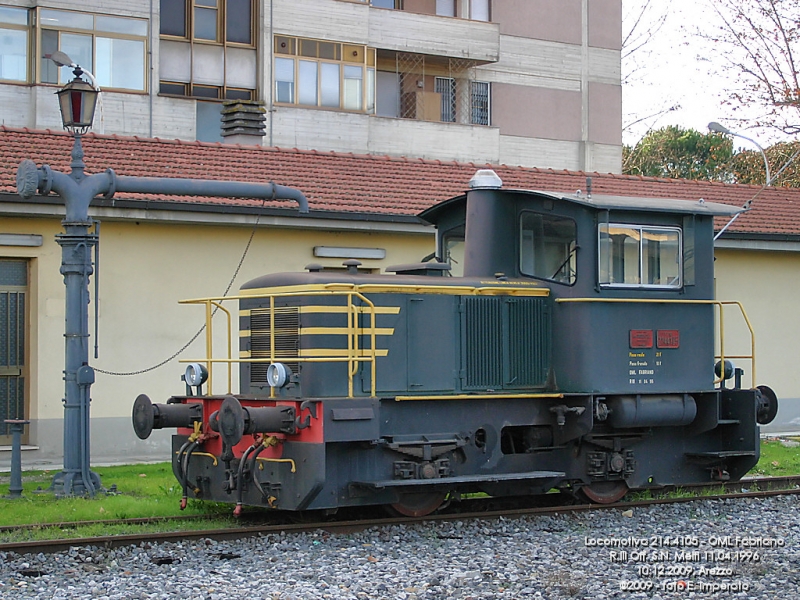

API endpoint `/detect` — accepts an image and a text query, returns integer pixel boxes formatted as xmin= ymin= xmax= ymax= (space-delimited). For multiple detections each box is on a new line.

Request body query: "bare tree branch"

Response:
xmin=703 ymin=0 xmax=800 ymax=129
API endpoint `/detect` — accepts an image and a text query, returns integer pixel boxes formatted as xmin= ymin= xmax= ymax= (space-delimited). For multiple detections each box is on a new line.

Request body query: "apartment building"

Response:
xmin=0 ymin=0 xmax=622 ymax=172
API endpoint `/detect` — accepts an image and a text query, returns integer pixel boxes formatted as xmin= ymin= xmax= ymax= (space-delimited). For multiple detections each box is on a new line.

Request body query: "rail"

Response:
xmin=554 ymin=298 xmax=757 ymax=387
xmin=179 ymin=287 xmax=379 ymax=397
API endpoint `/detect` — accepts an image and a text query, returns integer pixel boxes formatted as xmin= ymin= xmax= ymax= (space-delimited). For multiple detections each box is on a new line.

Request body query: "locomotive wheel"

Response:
xmin=387 ymin=492 xmax=447 ymax=517
xmin=580 ymin=481 xmax=628 ymax=504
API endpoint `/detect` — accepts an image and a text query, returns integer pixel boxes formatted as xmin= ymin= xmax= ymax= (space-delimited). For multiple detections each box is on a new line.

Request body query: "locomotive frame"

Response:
xmin=133 ymin=170 xmax=777 ymax=515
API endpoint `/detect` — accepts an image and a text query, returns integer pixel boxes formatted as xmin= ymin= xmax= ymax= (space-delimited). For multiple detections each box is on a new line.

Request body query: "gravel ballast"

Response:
xmin=1 ymin=495 xmax=798 ymax=599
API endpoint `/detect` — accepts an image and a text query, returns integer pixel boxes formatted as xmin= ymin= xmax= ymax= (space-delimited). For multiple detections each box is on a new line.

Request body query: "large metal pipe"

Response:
xmin=113 ymin=174 xmax=309 ymax=213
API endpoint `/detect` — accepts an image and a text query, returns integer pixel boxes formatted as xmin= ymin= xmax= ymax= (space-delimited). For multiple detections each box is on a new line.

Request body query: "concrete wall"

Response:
xmin=588 ymin=0 xmax=622 ymax=50
xmin=368 ymin=4 xmax=499 ymax=62
xmin=0 ymin=212 xmax=433 ymax=468
xmin=493 ymin=0 xmax=582 ymax=45
xmin=491 ymin=84 xmax=582 ymax=141
xmin=273 ymin=0 xmax=369 ymax=43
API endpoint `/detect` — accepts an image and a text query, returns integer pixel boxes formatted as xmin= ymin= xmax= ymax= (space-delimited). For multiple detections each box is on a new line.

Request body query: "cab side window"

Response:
xmin=599 ymin=224 xmax=681 ymax=288
xmin=441 ymin=225 xmax=465 ymax=277
xmin=519 ymin=212 xmax=577 ymax=285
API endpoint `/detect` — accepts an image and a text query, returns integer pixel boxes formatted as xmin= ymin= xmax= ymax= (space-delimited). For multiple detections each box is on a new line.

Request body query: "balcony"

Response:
xmin=368 ymin=7 xmax=499 ymax=64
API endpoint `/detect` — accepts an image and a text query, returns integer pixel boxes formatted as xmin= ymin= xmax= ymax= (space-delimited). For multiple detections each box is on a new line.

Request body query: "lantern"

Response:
xmin=56 ymin=67 xmax=99 ymax=134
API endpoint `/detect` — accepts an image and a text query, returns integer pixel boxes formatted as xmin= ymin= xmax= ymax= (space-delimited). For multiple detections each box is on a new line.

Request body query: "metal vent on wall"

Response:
xmin=463 ymin=297 xmax=550 ymax=390
xmin=250 ymin=307 xmax=299 ymax=385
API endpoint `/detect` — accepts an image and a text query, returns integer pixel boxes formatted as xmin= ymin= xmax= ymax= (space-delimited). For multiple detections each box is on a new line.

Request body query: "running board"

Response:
xmin=354 ymin=470 xmax=565 ymax=490
xmin=685 ymin=451 xmax=756 ymax=460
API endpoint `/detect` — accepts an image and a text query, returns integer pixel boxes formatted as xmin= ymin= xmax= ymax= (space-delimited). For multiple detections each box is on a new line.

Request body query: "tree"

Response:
xmin=706 ymin=0 xmax=800 ymax=133
xmin=731 ymin=141 xmax=800 ymax=186
xmin=623 ymin=126 xmax=734 ymax=180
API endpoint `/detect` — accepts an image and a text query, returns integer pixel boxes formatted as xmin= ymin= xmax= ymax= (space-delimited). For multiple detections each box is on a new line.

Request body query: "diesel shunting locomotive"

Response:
xmin=132 ymin=170 xmax=777 ymax=516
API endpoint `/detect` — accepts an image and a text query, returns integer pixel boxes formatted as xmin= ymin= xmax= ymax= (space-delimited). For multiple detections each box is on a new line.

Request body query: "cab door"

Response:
xmin=0 ymin=259 xmax=27 ymax=444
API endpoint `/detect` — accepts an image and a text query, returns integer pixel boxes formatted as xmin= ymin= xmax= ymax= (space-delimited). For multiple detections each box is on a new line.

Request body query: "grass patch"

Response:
xmin=0 ymin=462 xmax=236 ymax=542
xmin=751 ymin=438 xmax=800 ymax=476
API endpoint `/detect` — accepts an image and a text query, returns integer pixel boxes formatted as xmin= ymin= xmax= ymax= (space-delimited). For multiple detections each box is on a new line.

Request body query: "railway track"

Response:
xmin=2 ymin=475 xmax=798 ymax=555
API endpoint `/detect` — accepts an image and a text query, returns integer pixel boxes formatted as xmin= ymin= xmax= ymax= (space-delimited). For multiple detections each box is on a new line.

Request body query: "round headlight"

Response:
xmin=185 ymin=363 xmax=209 ymax=387
xmin=267 ymin=362 xmax=291 ymax=388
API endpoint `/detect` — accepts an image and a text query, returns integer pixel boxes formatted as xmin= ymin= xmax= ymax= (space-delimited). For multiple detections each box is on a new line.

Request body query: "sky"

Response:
xmin=621 ymin=1 xmax=787 ymax=148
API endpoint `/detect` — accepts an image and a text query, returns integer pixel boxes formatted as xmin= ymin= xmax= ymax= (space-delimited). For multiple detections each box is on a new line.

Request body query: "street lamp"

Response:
xmin=56 ymin=66 xmax=99 ymax=135
xmin=708 ymin=122 xmax=772 ymax=241
xmin=18 ymin=57 xmax=104 ymax=496
xmin=708 ymin=121 xmax=771 ymax=186
xmin=16 ymin=56 xmax=309 ymax=497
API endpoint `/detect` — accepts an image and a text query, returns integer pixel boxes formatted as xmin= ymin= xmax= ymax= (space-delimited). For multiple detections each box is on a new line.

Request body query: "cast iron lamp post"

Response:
xmin=16 ymin=60 xmax=309 ymax=497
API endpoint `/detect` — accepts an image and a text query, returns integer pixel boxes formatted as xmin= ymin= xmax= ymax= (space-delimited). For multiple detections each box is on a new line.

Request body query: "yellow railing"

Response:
xmin=554 ymin=298 xmax=756 ymax=387
xmin=179 ymin=288 xmax=379 ymax=397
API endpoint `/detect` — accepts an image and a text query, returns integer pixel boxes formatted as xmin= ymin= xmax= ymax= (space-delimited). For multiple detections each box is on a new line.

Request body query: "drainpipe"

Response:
xmin=268 ymin=0 xmax=274 ymax=147
xmin=149 ymin=0 xmax=154 ymax=138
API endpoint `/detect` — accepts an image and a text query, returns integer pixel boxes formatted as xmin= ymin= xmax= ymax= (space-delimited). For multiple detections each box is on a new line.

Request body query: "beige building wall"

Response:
xmin=0 ymin=213 xmax=434 ymax=467
xmin=714 ymin=246 xmax=800 ymax=432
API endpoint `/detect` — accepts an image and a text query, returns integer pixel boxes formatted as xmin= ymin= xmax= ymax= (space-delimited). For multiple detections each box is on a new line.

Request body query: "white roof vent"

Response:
xmin=468 ymin=169 xmax=503 ymax=190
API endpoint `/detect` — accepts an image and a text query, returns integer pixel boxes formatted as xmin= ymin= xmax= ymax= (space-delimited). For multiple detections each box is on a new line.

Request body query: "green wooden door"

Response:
xmin=1 ymin=259 xmax=27 ymax=444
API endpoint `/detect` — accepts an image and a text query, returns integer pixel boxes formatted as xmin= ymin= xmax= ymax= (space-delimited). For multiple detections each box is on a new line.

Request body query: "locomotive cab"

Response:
xmin=133 ymin=170 xmax=778 ymax=514
xmin=420 ymin=173 xmax=725 ymax=395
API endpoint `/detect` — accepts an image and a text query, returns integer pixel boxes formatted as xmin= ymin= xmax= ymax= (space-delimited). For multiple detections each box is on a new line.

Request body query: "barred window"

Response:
xmin=435 ymin=76 xmax=456 ymax=122
xmin=471 ymin=81 xmax=490 ymax=125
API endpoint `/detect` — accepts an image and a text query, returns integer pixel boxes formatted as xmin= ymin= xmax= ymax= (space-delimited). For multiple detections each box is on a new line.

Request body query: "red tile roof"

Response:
xmin=2 ymin=126 xmax=799 ymax=237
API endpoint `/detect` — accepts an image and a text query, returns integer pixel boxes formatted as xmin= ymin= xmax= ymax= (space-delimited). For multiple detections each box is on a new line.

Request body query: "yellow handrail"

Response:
xmin=180 ymin=289 xmax=380 ymax=397
xmin=555 ymin=297 xmax=756 ymax=387
xmin=193 ymin=300 xmax=232 ymax=394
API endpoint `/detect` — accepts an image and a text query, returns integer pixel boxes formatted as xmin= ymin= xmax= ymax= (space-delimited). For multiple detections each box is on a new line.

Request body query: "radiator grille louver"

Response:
xmin=249 ymin=307 xmax=299 ymax=384
xmin=464 ymin=297 xmax=503 ymax=388
xmin=463 ymin=297 xmax=550 ymax=389
xmin=507 ymin=298 xmax=550 ymax=387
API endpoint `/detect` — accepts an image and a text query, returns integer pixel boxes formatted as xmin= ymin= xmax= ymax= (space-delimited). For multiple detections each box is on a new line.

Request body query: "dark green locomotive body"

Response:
xmin=134 ymin=171 xmax=777 ymax=512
